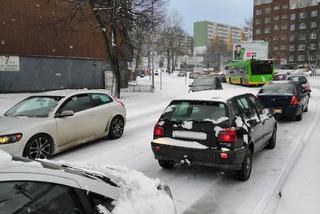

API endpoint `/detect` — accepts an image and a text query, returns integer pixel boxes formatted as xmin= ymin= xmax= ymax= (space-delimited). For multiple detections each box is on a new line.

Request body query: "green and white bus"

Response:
xmin=225 ymin=59 xmax=274 ymax=86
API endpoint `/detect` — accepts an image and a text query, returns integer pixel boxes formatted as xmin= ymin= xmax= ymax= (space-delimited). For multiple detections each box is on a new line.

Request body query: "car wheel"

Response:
xmin=24 ymin=134 xmax=53 ymax=159
xmin=266 ymin=127 xmax=277 ymax=149
xmin=108 ymin=116 xmax=125 ymax=139
xmin=236 ymin=150 xmax=252 ymax=181
xmin=296 ymin=112 xmax=303 ymax=121
xmin=158 ymin=160 xmax=174 ymax=169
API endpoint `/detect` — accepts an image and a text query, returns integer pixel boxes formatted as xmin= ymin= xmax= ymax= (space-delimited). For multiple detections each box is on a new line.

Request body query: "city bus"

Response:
xmin=225 ymin=59 xmax=274 ymax=86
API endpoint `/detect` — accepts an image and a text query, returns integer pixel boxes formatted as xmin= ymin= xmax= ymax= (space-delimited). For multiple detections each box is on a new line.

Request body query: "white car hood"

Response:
xmin=0 ymin=116 xmax=43 ymax=134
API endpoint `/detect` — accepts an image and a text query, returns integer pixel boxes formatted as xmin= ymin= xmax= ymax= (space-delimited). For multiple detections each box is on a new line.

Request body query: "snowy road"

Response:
xmin=2 ymin=74 xmax=319 ymax=214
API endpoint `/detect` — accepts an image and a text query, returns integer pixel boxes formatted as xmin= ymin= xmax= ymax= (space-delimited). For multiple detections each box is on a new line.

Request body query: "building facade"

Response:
xmin=193 ymin=21 xmax=247 ymax=55
xmin=253 ymin=0 xmax=320 ymax=68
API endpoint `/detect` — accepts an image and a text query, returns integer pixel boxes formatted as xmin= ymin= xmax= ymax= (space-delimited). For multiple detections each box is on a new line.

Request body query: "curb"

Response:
xmin=251 ymin=96 xmax=320 ymax=214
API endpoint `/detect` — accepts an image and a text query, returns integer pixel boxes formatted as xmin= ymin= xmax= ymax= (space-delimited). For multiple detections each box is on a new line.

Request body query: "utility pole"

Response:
xmin=151 ymin=0 xmax=155 ymax=90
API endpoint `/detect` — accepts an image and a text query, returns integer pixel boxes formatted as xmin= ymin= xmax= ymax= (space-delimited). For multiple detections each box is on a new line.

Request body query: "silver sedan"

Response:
xmin=0 ymin=90 xmax=126 ymax=159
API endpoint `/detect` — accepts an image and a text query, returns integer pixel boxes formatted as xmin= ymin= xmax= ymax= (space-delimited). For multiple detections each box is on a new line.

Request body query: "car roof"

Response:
xmin=40 ymin=89 xmax=111 ymax=97
xmin=174 ymin=89 xmax=252 ymax=103
xmin=0 ymin=154 xmax=120 ymax=199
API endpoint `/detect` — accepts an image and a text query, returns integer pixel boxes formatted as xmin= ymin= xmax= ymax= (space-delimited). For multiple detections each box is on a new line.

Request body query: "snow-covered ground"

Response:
xmin=1 ymin=74 xmax=320 ymax=214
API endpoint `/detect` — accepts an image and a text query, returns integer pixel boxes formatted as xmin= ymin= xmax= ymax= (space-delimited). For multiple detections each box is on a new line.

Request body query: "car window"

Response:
xmin=288 ymin=76 xmax=308 ymax=84
xmin=296 ymin=84 xmax=304 ymax=95
xmin=0 ymin=181 xmax=85 ymax=214
xmin=236 ymin=97 xmax=257 ymax=119
xmin=60 ymin=94 xmax=93 ymax=113
xmin=87 ymin=192 xmax=115 ymax=214
xmin=259 ymin=83 xmax=295 ymax=95
xmin=90 ymin=93 xmax=113 ymax=107
xmin=248 ymin=95 xmax=264 ymax=114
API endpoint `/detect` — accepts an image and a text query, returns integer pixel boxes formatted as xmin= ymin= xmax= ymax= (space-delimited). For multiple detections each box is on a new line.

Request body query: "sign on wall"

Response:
xmin=0 ymin=56 xmax=20 ymax=71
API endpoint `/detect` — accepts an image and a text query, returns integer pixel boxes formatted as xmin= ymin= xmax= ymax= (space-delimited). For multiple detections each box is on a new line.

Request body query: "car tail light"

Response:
xmin=153 ymin=123 xmax=164 ymax=138
xmin=113 ymin=96 xmax=125 ymax=107
xmin=220 ymin=153 xmax=228 ymax=159
xmin=218 ymin=128 xmax=237 ymax=143
xmin=290 ymin=96 xmax=298 ymax=106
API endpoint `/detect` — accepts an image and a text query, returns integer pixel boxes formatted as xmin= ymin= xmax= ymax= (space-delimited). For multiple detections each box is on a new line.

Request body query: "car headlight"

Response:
xmin=0 ymin=133 xmax=22 ymax=144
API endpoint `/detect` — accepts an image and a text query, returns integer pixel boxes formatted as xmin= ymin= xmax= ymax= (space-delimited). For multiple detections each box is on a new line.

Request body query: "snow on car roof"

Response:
xmin=174 ymin=89 xmax=252 ymax=103
xmin=41 ymin=89 xmax=110 ymax=97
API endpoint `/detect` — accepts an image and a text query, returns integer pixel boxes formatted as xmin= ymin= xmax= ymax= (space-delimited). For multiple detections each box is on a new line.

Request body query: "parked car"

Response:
xmin=0 ymin=90 xmax=126 ymax=159
xmin=257 ymin=81 xmax=309 ymax=121
xmin=272 ymin=73 xmax=288 ymax=81
xmin=151 ymin=90 xmax=277 ymax=181
xmin=287 ymin=75 xmax=311 ymax=97
xmin=0 ymin=150 xmax=176 ymax=214
xmin=178 ymin=71 xmax=187 ymax=77
xmin=189 ymin=77 xmax=223 ymax=92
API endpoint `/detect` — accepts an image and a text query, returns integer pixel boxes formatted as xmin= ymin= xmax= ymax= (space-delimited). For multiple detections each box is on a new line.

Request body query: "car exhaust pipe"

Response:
xmin=180 ymin=155 xmax=191 ymax=166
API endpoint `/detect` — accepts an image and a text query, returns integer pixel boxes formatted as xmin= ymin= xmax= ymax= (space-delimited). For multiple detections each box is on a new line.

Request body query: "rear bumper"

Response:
xmin=272 ymin=106 xmax=301 ymax=117
xmin=151 ymin=142 xmax=247 ymax=171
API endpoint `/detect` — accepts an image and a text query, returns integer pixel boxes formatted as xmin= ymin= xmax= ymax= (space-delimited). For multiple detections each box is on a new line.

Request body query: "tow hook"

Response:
xmin=180 ymin=155 xmax=191 ymax=166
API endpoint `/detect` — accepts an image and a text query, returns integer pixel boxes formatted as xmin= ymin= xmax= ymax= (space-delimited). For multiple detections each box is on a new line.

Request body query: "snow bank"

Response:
xmin=0 ymin=149 xmax=12 ymax=169
xmin=182 ymin=121 xmax=193 ymax=130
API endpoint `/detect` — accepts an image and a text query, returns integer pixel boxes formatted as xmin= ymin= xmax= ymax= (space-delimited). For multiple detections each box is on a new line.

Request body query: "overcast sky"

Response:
xmin=168 ymin=0 xmax=254 ymax=35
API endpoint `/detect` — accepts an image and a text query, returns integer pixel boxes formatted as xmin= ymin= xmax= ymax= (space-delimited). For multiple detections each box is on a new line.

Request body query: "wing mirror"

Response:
xmin=58 ymin=110 xmax=74 ymax=118
xmin=262 ymin=108 xmax=272 ymax=116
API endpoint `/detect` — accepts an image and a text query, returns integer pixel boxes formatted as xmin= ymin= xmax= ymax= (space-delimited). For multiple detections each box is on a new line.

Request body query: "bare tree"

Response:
xmin=70 ymin=0 xmax=167 ymax=98
xmin=244 ymin=17 xmax=253 ymax=41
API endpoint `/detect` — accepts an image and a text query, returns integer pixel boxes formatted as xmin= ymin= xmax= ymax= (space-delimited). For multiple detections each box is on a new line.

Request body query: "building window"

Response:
xmin=265 ymin=7 xmax=271 ymax=14
xmin=282 ymin=4 xmax=288 ymax=9
xmin=274 ymin=16 xmax=280 ymax=21
xmin=256 ymin=9 xmax=262 ymax=15
xmin=274 ymin=25 xmax=279 ymax=30
xmin=264 ymin=27 xmax=270 ymax=34
xmin=256 ymin=29 xmax=261 ymax=35
xmin=290 ymin=14 xmax=296 ymax=20
xmin=299 ymin=23 xmax=306 ymax=29
xmin=282 ymin=15 xmax=288 ymax=19
xmin=255 ymin=19 xmax=261 ymax=25
xmin=298 ymin=44 xmax=306 ymax=50
xmin=282 ymin=25 xmax=287 ymax=30
xmin=289 ymin=45 xmax=295 ymax=51
xmin=281 ymin=45 xmax=287 ymax=50
xmin=265 ymin=18 xmax=271 ymax=23
xmin=289 ymin=56 xmax=295 ymax=62
xmin=311 ymin=10 xmax=318 ymax=17
xmin=273 ymin=36 xmax=279 ymax=40
xmin=290 ymin=24 xmax=295 ymax=30
xmin=298 ymin=55 xmax=305 ymax=62
xmin=310 ymin=44 xmax=317 ymax=50
xmin=299 ymin=34 xmax=306 ymax=40
xmin=299 ymin=12 xmax=307 ymax=19
xmin=310 ymin=33 xmax=317 ymax=39
xmin=274 ymin=5 xmax=280 ymax=10
xmin=289 ymin=35 xmax=295 ymax=41
xmin=311 ymin=21 xmax=317 ymax=28
xmin=281 ymin=35 xmax=287 ymax=40
xmin=273 ymin=46 xmax=279 ymax=51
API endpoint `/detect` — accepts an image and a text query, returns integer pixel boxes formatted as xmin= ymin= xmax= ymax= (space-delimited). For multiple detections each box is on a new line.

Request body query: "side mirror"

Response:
xmin=262 ymin=108 xmax=273 ymax=116
xmin=60 ymin=110 xmax=74 ymax=118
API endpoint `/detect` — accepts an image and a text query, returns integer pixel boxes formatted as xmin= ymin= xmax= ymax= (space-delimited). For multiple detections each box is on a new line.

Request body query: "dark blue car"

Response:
xmin=257 ymin=81 xmax=309 ymax=121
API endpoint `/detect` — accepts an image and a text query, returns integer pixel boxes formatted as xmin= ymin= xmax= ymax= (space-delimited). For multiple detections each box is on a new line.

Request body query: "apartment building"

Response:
xmin=253 ymin=0 xmax=320 ymax=68
xmin=193 ymin=21 xmax=247 ymax=55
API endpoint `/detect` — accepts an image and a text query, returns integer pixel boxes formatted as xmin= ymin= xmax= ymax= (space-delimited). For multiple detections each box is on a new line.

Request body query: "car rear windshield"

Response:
xmin=287 ymin=76 xmax=308 ymax=84
xmin=161 ymin=100 xmax=228 ymax=122
xmin=251 ymin=61 xmax=273 ymax=75
xmin=259 ymin=83 xmax=295 ymax=95
xmin=192 ymin=78 xmax=216 ymax=86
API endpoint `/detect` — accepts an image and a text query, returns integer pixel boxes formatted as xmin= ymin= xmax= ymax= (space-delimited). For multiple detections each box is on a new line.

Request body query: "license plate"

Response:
xmin=172 ymin=131 xmax=207 ymax=140
xmin=273 ymin=109 xmax=283 ymax=113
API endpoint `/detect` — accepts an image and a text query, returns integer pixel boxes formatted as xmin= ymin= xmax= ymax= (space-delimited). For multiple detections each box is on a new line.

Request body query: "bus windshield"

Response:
xmin=251 ymin=61 xmax=273 ymax=75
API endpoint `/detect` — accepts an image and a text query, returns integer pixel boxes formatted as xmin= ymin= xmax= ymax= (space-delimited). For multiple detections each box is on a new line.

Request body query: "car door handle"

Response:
xmin=89 ymin=113 xmax=96 ymax=117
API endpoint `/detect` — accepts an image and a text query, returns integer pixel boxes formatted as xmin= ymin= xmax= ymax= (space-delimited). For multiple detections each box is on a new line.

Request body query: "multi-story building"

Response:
xmin=193 ymin=21 xmax=248 ymax=55
xmin=253 ymin=0 xmax=320 ymax=68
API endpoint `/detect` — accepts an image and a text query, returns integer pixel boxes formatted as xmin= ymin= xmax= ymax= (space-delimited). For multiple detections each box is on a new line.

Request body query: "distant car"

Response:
xmin=0 ymin=90 xmax=126 ymax=159
xmin=189 ymin=77 xmax=222 ymax=92
xmin=0 ymin=150 xmax=176 ymax=214
xmin=155 ymin=69 xmax=160 ymax=76
xmin=272 ymin=73 xmax=288 ymax=81
xmin=287 ymin=75 xmax=311 ymax=96
xmin=257 ymin=81 xmax=309 ymax=121
xmin=151 ymin=90 xmax=277 ymax=181
xmin=177 ymin=71 xmax=187 ymax=77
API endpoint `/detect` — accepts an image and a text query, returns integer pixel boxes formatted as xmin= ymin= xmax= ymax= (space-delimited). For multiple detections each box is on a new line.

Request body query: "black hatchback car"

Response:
xmin=257 ymin=81 xmax=309 ymax=121
xmin=151 ymin=90 xmax=277 ymax=181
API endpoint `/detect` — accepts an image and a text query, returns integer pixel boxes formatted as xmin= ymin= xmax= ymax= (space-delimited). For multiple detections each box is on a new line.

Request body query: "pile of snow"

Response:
xmin=43 ymin=160 xmax=176 ymax=214
xmin=0 ymin=150 xmax=12 ymax=169
xmin=181 ymin=121 xmax=193 ymax=130
xmin=153 ymin=138 xmax=208 ymax=150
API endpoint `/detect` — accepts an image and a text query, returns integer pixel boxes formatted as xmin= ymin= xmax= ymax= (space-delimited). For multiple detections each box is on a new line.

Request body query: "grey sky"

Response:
xmin=168 ymin=0 xmax=254 ymax=35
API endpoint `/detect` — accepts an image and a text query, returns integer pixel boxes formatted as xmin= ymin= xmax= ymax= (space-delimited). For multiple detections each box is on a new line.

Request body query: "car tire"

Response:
xmin=296 ymin=112 xmax=303 ymax=121
xmin=23 ymin=134 xmax=54 ymax=159
xmin=236 ymin=150 xmax=252 ymax=181
xmin=158 ymin=160 xmax=174 ymax=169
xmin=108 ymin=116 xmax=125 ymax=139
xmin=266 ymin=127 xmax=277 ymax=150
